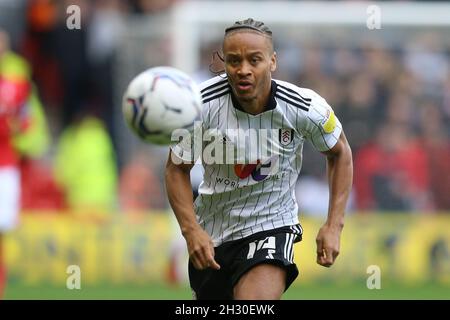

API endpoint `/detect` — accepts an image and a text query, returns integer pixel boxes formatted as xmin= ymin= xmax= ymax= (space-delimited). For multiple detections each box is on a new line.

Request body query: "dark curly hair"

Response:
xmin=225 ymin=18 xmax=273 ymax=37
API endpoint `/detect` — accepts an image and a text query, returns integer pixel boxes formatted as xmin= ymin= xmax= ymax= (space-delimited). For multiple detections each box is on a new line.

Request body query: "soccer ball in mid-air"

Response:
xmin=122 ymin=66 xmax=202 ymax=145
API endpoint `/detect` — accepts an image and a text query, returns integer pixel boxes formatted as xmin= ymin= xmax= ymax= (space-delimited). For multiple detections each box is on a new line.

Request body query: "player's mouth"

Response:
xmin=236 ymin=80 xmax=253 ymax=91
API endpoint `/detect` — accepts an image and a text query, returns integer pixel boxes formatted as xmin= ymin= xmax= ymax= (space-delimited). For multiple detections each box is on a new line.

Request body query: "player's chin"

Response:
xmin=234 ymin=91 xmax=255 ymax=101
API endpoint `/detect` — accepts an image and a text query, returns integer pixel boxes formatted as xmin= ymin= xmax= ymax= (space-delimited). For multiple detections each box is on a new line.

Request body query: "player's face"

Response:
xmin=223 ymin=32 xmax=276 ymax=104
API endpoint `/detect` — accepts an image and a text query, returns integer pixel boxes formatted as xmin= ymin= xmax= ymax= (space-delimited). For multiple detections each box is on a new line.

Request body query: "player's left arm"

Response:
xmin=317 ymin=130 xmax=353 ymax=267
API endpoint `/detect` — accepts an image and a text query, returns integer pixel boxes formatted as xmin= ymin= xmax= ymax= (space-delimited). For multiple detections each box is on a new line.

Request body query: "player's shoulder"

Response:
xmin=274 ymin=79 xmax=325 ymax=103
xmin=199 ymin=74 xmax=230 ymax=100
xmin=274 ymin=79 xmax=331 ymax=113
xmin=198 ymin=75 xmax=230 ymax=123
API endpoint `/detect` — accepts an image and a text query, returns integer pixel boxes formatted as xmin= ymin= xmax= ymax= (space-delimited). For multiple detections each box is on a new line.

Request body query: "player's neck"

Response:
xmin=237 ymin=87 xmax=271 ymax=115
xmin=239 ymin=100 xmax=265 ymax=115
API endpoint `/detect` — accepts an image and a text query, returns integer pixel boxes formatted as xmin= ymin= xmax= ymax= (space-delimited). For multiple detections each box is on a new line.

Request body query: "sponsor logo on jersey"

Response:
xmin=234 ymin=162 xmax=258 ymax=179
xmin=234 ymin=156 xmax=279 ymax=181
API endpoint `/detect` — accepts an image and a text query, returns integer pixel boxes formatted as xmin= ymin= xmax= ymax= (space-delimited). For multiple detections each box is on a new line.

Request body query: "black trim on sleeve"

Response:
xmin=202 ymin=90 xmax=230 ymax=104
xmin=275 ymin=94 xmax=309 ymax=112
xmin=200 ymin=78 xmax=229 ymax=94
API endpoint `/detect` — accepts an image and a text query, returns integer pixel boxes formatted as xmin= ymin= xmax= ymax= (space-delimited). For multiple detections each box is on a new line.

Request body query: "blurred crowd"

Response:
xmin=282 ymin=38 xmax=450 ymax=213
xmin=0 ymin=0 xmax=449 ymax=216
xmin=1 ymin=0 xmax=176 ymax=216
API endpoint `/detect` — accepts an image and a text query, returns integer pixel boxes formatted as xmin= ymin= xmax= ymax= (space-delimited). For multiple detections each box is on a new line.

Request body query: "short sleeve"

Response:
xmin=170 ymin=76 xmax=223 ymax=163
xmin=170 ymin=114 xmax=207 ymax=163
xmin=304 ymin=93 xmax=342 ymax=152
xmin=170 ymin=132 xmax=195 ymax=163
xmin=170 ymin=99 xmax=209 ymax=164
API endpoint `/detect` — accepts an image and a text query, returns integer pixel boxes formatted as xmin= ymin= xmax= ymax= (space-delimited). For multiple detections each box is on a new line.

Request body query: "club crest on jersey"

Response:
xmin=279 ymin=129 xmax=293 ymax=146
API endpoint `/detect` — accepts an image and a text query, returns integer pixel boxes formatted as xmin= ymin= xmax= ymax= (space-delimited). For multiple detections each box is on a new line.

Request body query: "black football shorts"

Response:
xmin=188 ymin=225 xmax=302 ymax=300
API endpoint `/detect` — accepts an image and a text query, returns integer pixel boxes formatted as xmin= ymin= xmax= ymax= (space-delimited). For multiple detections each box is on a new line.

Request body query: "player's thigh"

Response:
xmin=231 ymin=231 xmax=299 ymax=299
xmin=233 ymin=262 xmax=286 ymax=300
xmin=0 ymin=167 xmax=20 ymax=232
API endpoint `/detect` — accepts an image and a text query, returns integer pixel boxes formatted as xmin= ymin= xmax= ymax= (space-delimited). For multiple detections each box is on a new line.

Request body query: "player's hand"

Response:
xmin=184 ymin=226 xmax=221 ymax=271
xmin=315 ymin=223 xmax=342 ymax=268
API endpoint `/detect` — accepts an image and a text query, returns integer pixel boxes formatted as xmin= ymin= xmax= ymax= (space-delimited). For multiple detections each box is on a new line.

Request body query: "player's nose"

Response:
xmin=237 ymin=61 xmax=252 ymax=76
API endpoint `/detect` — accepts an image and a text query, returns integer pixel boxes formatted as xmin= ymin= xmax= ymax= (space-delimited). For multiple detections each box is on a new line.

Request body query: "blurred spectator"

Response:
xmin=443 ymin=71 xmax=450 ymax=122
xmin=14 ymin=85 xmax=63 ymax=211
xmin=295 ymin=174 xmax=330 ymax=217
xmin=21 ymin=0 xmax=64 ymax=114
xmin=130 ymin=0 xmax=177 ymax=14
xmin=0 ymin=28 xmax=49 ymax=297
xmin=362 ymin=41 xmax=398 ymax=85
xmin=53 ymin=0 xmax=92 ymax=127
xmin=295 ymin=173 xmax=355 ymax=217
xmin=22 ymin=0 xmax=95 ymax=129
xmin=354 ymin=121 xmax=432 ymax=211
xmin=340 ymin=72 xmax=380 ymax=152
xmin=87 ymin=0 xmax=127 ymax=140
xmin=331 ymin=46 xmax=362 ymax=78
xmin=385 ymin=92 xmax=416 ymax=128
xmin=20 ymin=159 xmax=66 ymax=210
xmin=404 ymin=33 xmax=449 ymax=95
xmin=419 ymin=101 xmax=450 ymax=210
xmin=119 ymin=150 xmax=165 ymax=211
xmin=54 ymin=115 xmax=118 ymax=217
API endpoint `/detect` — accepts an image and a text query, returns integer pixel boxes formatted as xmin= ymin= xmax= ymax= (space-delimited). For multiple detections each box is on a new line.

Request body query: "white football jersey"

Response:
xmin=171 ymin=75 xmax=342 ymax=246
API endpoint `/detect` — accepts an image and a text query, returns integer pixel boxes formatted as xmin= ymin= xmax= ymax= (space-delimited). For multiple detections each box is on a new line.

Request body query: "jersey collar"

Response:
xmin=230 ymin=80 xmax=278 ymax=114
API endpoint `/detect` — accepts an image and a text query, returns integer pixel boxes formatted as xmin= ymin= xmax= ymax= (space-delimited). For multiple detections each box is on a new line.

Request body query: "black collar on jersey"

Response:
xmin=230 ymin=80 xmax=278 ymax=114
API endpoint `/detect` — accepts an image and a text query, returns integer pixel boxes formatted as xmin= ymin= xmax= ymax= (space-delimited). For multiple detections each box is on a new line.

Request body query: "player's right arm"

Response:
xmin=165 ymin=151 xmax=220 ymax=270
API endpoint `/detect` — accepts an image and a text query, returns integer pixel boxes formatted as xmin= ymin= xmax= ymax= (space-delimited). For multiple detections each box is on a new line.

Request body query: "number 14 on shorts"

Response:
xmin=247 ymin=236 xmax=276 ymax=259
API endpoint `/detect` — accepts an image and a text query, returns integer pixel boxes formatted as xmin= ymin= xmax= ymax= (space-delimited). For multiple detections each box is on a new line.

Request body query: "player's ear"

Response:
xmin=270 ymin=51 xmax=277 ymax=72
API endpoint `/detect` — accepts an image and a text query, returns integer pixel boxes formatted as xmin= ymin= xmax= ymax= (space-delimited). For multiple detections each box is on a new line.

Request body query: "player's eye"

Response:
xmin=251 ymin=57 xmax=261 ymax=65
xmin=227 ymin=56 xmax=240 ymax=65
